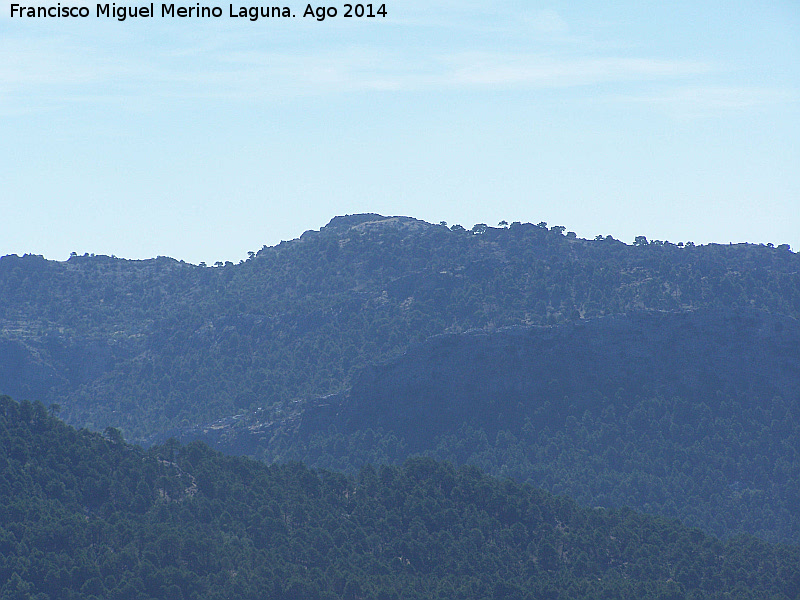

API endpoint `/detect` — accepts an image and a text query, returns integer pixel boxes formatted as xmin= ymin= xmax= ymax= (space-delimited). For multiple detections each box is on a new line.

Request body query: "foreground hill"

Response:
xmin=200 ymin=309 xmax=800 ymax=545
xmin=1 ymin=395 xmax=799 ymax=600
xmin=1 ymin=215 xmax=799 ymax=441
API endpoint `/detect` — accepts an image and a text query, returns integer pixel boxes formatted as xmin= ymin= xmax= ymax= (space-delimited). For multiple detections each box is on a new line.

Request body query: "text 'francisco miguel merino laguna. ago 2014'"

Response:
xmin=9 ymin=3 xmax=387 ymax=21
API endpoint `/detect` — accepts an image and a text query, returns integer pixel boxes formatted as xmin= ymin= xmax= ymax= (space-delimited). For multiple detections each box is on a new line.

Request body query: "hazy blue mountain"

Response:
xmin=2 ymin=215 xmax=800 ymax=544
xmin=2 ymin=215 xmax=798 ymax=442
xmin=190 ymin=308 xmax=800 ymax=544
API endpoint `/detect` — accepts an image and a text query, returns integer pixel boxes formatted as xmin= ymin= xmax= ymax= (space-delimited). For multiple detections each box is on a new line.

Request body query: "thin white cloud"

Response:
xmin=0 ymin=44 xmax=749 ymax=109
xmin=611 ymin=85 xmax=798 ymax=118
xmin=154 ymin=50 xmax=714 ymax=100
xmin=523 ymin=9 xmax=569 ymax=35
xmin=0 ymin=19 xmax=790 ymax=119
xmin=0 ymin=39 xmax=99 ymax=88
xmin=443 ymin=53 xmax=711 ymax=88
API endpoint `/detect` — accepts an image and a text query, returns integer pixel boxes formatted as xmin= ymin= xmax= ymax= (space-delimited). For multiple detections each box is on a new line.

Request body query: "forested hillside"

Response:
xmin=2 ymin=395 xmax=799 ymax=600
xmin=190 ymin=308 xmax=800 ymax=545
xmin=1 ymin=215 xmax=799 ymax=441
xmin=3 ymin=214 xmax=800 ymax=547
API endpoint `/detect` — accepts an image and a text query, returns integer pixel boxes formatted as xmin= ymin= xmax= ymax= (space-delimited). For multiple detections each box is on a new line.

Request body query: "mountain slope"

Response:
xmin=1 ymin=395 xmax=799 ymax=600
xmin=227 ymin=309 xmax=800 ymax=544
xmin=1 ymin=215 xmax=799 ymax=441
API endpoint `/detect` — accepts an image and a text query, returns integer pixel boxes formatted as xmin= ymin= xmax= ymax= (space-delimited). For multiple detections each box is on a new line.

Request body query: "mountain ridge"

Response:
xmin=3 ymin=214 xmax=798 ymax=441
xmin=3 ymin=214 xmax=800 ymax=544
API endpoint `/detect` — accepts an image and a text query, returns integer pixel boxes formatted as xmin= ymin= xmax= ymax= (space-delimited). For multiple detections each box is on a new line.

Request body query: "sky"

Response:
xmin=1 ymin=1 xmax=798 ymax=264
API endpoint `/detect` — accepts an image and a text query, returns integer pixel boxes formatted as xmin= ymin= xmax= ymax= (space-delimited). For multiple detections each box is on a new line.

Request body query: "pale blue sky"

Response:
xmin=1 ymin=1 xmax=798 ymax=264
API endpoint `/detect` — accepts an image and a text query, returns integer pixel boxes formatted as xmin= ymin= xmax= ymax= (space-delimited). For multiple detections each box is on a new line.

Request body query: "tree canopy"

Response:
xmin=1 ymin=395 xmax=799 ymax=600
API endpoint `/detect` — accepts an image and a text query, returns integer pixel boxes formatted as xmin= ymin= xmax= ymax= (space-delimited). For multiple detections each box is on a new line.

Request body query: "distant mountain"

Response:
xmin=203 ymin=308 xmax=800 ymax=544
xmin=2 ymin=215 xmax=798 ymax=442
xmin=2 ymin=394 xmax=799 ymax=600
